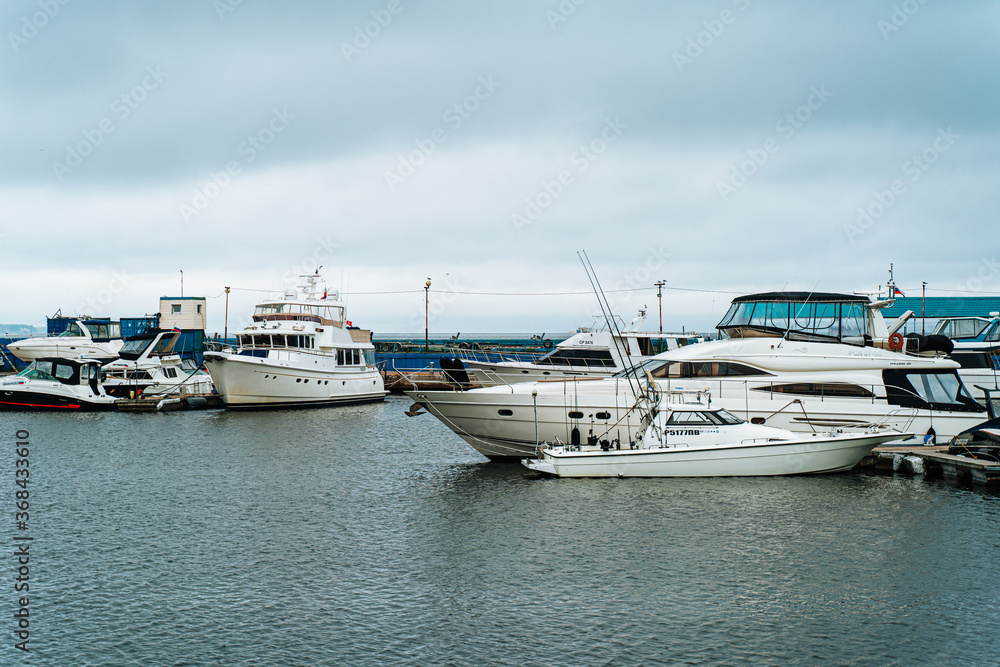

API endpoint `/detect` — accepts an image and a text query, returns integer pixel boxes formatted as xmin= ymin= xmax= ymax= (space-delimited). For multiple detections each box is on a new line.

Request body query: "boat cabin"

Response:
xmin=252 ymin=302 xmax=345 ymax=327
xmin=17 ymin=358 xmax=102 ymax=390
xmin=56 ymin=319 xmax=121 ymax=342
xmin=933 ymin=315 xmax=1000 ymax=343
xmin=717 ymin=292 xmax=875 ymax=345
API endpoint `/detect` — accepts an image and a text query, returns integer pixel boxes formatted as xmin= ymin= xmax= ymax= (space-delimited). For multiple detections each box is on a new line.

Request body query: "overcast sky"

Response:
xmin=1 ymin=0 xmax=997 ymax=335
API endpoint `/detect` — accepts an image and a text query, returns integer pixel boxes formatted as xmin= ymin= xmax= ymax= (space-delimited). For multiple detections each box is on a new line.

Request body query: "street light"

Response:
xmin=424 ymin=278 xmax=432 ymax=352
xmin=223 ymin=286 xmax=230 ymax=344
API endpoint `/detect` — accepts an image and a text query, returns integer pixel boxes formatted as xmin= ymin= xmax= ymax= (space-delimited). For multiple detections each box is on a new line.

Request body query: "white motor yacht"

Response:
xmin=203 ymin=272 xmax=385 ymax=409
xmin=7 ymin=318 xmax=123 ymax=363
xmin=0 ymin=358 xmax=117 ymax=411
xmin=523 ymin=390 xmax=909 ymax=477
xmin=453 ymin=310 xmax=704 ymax=387
xmin=928 ymin=313 xmax=1000 ymax=406
xmin=407 ymin=292 xmax=988 ymax=460
xmin=102 ymin=330 xmax=215 ymax=398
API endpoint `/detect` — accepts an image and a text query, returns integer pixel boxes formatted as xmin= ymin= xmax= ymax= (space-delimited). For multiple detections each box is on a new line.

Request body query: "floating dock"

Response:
xmin=115 ymin=394 xmax=220 ymax=412
xmin=859 ymin=445 xmax=1000 ymax=486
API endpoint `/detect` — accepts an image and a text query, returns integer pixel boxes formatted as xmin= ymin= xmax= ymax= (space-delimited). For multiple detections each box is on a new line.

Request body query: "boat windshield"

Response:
xmin=17 ymin=360 xmax=57 ymax=381
xmin=665 ymin=410 xmax=744 ymax=426
xmin=712 ymin=409 xmax=744 ymax=425
xmin=535 ymin=348 xmax=617 ymax=368
xmin=83 ymin=321 xmax=121 ymax=339
xmin=933 ymin=317 xmax=999 ymax=341
xmin=57 ymin=323 xmax=85 ymax=337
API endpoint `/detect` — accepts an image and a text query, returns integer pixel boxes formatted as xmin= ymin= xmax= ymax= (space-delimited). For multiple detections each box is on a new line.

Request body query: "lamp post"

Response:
xmin=654 ymin=280 xmax=666 ymax=334
xmin=922 ymin=281 xmax=927 ymax=335
xmin=424 ymin=278 xmax=432 ymax=352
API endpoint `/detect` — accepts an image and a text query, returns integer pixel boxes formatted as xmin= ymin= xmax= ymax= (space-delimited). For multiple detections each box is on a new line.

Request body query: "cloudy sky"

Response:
xmin=1 ymin=0 xmax=997 ymax=335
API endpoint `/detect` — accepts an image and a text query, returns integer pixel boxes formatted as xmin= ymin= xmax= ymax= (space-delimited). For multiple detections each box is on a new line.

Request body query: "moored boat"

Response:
xmin=522 ymin=390 xmax=909 ymax=477
xmin=0 ymin=357 xmax=117 ymax=411
xmin=6 ymin=318 xmax=123 ymax=363
xmin=203 ymin=272 xmax=385 ymax=409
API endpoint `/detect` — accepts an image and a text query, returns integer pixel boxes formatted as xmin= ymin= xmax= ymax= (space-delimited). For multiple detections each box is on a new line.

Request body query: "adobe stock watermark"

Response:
xmin=511 ymin=117 xmax=627 ymax=234
xmin=178 ymin=107 xmax=294 ymax=223
xmin=949 ymin=256 xmax=999 ymax=296
xmin=75 ymin=269 xmax=132 ymax=316
xmin=546 ymin=0 xmax=588 ymax=31
xmin=878 ymin=0 xmax=930 ymax=41
xmin=214 ymin=0 xmax=242 ymax=21
xmin=340 ymin=0 xmax=409 ymax=63
xmin=673 ymin=0 xmax=751 ymax=73
xmin=408 ymin=275 xmax=463 ymax=330
xmin=51 ymin=65 xmax=168 ymax=182
xmin=280 ymin=235 xmax=341 ymax=285
xmin=716 ymin=85 xmax=832 ymax=201
xmin=384 ymin=76 xmax=501 ymax=192
xmin=843 ymin=127 xmax=959 ymax=244
xmin=7 ymin=0 xmax=71 ymax=53
xmin=606 ymin=245 xmax=671 ymax=313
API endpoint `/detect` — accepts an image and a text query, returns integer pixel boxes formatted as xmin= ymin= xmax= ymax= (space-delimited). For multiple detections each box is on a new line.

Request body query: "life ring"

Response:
xmin=888 ymin=332 xmax=904 ymax=351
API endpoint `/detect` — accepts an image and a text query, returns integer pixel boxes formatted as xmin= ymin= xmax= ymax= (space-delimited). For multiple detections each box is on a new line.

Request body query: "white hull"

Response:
xmin=204 ymin=351 xmax=385 ymax=409
xmin=524 ymin=432 xmax=902 ymax=477
xmin=408 ymin=375 xmax=985 ymax=459
xmin=7 ymin=339 xmax=121 ymax=363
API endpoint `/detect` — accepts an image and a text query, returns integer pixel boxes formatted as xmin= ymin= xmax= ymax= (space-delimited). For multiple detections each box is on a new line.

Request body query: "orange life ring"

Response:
xmin=888 ymin=332 xmax=904 ymax=351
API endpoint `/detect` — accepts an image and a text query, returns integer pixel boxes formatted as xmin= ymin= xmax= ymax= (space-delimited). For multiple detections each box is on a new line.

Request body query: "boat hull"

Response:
xmin=523 ymin=432 xmax=903 ymax=477
xmin=407 ymin=377 xmax=986 ymax=460
xmin=0 ymin=388 xmax=116 ymax=411
xmin=204 ymin=352 xmax=385 ymax=409
xmin=6 ymin=340 xmax=120 ymax=363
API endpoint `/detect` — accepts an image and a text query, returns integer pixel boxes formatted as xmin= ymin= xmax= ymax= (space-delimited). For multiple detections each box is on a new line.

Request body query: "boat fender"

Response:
xmin=542 ymin=340 xmax=553 ymax=349
xmin=888 ymin=332 xmax=904 ymax=351
xmin=924 ymin=427 xmax=936 ymax=446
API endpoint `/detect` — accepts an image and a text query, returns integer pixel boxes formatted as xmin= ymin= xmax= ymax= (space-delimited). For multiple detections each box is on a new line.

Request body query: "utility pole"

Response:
xmin=654 ymin=280 xmax=666 ymax=334
xmin=922 ymin=282 xmax=927 ymax=335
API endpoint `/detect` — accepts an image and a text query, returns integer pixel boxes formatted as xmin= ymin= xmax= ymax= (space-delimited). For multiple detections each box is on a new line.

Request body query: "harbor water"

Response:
xmin=3 ymin=398 xmax=1000 ymax=665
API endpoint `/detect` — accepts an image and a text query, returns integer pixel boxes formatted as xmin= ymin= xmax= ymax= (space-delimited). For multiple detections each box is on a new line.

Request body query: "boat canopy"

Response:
xmin=932 ymin=317 xmax=1000 ymax=342
xmin=717 ymin=292 xmax=872 ymax=344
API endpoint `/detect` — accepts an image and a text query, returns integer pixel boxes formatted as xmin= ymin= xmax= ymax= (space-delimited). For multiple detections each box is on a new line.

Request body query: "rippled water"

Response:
xmin=3 ymin=397 xmax=999 ymax=665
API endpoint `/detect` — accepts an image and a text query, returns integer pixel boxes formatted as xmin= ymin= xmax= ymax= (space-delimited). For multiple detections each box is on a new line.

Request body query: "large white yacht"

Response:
xmin=407 ymin=292 xmax=988 ymax=459
xmin=203 ymin=272 xmax=385 ymax=409
xmin=451 ymin=310 xmax=704 ymax=387
xmin=7 ymin=318 xmax=123 ymax=363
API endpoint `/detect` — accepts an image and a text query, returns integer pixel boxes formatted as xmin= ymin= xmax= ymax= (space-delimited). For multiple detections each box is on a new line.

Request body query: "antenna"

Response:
xmin=577 ymin=250 xmax=640 ymax=399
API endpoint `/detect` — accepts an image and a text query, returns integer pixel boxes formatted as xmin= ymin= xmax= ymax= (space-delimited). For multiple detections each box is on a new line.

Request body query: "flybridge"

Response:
xmin=717 ymin=292 xmax=877 ymax=345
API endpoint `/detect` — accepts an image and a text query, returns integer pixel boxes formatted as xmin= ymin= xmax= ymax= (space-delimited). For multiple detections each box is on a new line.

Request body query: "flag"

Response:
xmin=172 ymin=327 xmax=182 ymax=333
xmin=892 ymin=287 xmax=905 ymax=297
xmin=346 ymin=320 xmax=353 ymax=327
xmin=321 ymin=290 xmax=327 ymax=299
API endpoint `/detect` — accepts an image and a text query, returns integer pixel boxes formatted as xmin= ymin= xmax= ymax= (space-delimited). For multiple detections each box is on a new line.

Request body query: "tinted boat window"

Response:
xmin=666 ymin=411 xmax=713 ymax=425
